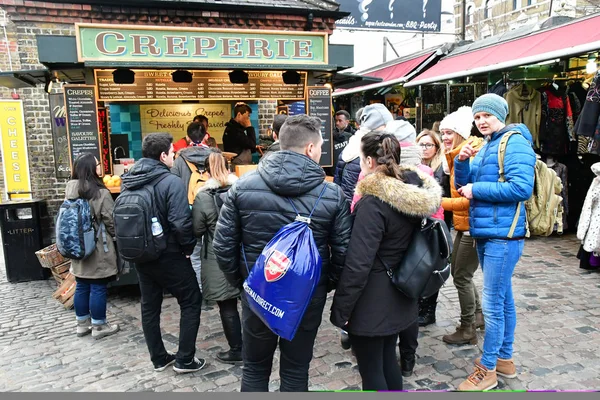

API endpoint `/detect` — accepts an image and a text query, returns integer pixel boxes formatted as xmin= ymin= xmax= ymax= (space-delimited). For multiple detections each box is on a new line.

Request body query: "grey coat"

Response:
xmin=192 ymin=174 xmax=241 ymax=302
xmin=65 ymin=180 xmax=118 ymax=280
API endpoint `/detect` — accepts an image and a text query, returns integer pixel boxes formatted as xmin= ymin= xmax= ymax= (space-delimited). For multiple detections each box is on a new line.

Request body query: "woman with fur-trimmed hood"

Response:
xmin=330 ymin=133 xmax=442 ymax=391
xmin=192 ymin=152 xmax=242 ymax=365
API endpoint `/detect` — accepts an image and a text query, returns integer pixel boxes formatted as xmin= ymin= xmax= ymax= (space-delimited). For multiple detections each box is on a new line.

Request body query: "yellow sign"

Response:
xmin=140 ymin=103 xmax=231 ymax=143
xmin=0 ymin=101 xmax=31 ymax=201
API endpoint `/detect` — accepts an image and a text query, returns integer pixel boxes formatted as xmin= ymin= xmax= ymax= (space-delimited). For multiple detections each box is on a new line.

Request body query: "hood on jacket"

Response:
xmin=178 ymin=146 xmax=215 ymax=165
xmin=356 ymin=166 xmax=442 ymax=218
xmin=341 ymin=127 xmax=371 ymax=163
xmin=65 ymin=180 xmax=80 ymax=200
xmin=225 ymin=118 xmax=244 ymax=132
xmin=386 ymin=119 xmax=416 ymax=143
xmin=592 ymin=162 xmax=600 ymax=177
xmin=199 ymin=174 xmax=238 ymax=192
xmin=399 ymin=142 xmax=423 ymax=167
xmin=121 ymin=158 xmax=172 ymax=190
xmin=493 ymin=123 xmax=534 ymax=145
xmin=257 ymin=150 xmax=325 ymax=197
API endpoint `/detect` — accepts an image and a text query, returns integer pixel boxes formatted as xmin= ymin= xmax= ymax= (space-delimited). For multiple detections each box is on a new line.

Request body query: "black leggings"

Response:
xmin=349 ymin=333 xmax=403 ymax=391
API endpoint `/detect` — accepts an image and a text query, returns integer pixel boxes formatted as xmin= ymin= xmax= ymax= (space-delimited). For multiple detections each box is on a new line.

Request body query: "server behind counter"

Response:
xmin=223 ymin=102 xmax=257 ymax=165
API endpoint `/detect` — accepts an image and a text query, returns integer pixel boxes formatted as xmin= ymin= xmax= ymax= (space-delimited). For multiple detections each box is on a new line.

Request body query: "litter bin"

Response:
xmin=0 ymin=199 xmax=50 ymax=283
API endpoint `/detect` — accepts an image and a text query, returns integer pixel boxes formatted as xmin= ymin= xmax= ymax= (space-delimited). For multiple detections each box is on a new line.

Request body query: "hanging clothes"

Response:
xmin=574 ymin=71 xmax=600 ymax=139
xmin=576 ymin=162 xmax=600 ymax=253
xmin=549 ymin=161 xmax=569 ymax=231
xmin=504 ymin=83 xmax=542 ymax=149
xmin=558 ymin=154 xmax=600 ymax=231
xmin=489 ymin=81 xmax=508 ymax=97
xmin=539 ymin=85 xmax=575 ymax=156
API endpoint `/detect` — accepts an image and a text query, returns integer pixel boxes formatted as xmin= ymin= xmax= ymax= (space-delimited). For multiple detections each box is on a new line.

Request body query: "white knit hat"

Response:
xmin=439 ymin=106 xmax=474 ymax=140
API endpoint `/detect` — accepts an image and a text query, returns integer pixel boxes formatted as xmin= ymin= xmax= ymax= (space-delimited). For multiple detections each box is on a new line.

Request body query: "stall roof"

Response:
xmin=332 ymin=48 xmax=443 ymax=97
xmin=406 ymin=14 xmax=600 ymax=88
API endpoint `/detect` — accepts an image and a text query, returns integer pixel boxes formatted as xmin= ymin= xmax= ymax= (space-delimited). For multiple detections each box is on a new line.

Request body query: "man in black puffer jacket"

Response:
xmin=121 ymin=133 xmax=203 ymax=374
xmin=213 ymin=114 xmax=353 ymax=392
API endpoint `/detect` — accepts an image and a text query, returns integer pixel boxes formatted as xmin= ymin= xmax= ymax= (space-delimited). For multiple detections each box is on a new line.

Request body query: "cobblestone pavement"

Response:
xmin=1 ymin=234 xmax=600 ymax=392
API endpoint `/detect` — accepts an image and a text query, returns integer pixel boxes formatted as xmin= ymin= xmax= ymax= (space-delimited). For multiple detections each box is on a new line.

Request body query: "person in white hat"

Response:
xmin=438 ymin=106 xmax=486 ymax=347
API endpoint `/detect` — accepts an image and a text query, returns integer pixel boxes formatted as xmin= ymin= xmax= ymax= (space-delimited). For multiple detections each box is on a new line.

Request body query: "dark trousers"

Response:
xmin=217 ymin=298 xmax=242 ymax=351
xmin=350 ymin=334 xmax=403 ymax=391
xmin=136 ymin=252 xmax=202 ymax=366
xmin=240 ymin=295 xmax=327 ymax=392
xmin=398 ymin=320 xmax=419 ymax=358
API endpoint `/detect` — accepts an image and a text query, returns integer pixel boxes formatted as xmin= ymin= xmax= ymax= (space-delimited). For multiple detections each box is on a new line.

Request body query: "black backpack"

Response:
xmin=379 ymin=217 xmax=452 ymax=299
xmin=113 ymin=174 xmax=169 ymax=264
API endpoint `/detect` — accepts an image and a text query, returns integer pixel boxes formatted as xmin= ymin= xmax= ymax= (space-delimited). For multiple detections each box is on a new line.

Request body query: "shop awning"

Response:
xmin=0 ymin=70 xmax=48 ymax=88
xmin=406 ymin=14 xmax=600 ymax=87
xmin=333 ymin=51 xmax=438 ymax=97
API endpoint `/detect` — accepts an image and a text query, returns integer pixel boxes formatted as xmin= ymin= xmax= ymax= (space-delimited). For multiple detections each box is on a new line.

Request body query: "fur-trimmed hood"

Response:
xmin=356 ymin=166 xmax=442 ymax=218
xmin=199 ymin=174 xmax=238 ymax=191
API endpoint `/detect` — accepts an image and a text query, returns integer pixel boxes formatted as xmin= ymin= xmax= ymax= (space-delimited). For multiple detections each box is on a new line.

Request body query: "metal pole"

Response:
xmin=461 ymin=0 xmax=466 ymax=41
xmin=383 ymin=36 xmax=387 ymax=63
xmin=422 ymin=31 xmax=425 ymax=50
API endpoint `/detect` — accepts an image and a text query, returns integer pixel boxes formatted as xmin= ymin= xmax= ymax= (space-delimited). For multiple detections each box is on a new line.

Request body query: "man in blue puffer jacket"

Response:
xmin=454 ymin=94 xmax=536 ymax=391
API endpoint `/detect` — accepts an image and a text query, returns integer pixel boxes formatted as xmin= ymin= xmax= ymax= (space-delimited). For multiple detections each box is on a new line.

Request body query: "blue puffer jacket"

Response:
xmin=334 ymin=156 xmax=361 ymax=201
xmin=454 ymin=123 xmax=536 ymax=239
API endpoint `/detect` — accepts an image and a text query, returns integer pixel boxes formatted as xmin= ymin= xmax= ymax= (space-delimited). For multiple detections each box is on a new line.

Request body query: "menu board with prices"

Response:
xmin=306 ymin=86 xmax=333 ymax=167
xmin=95 ymin=70 xmax=306 ymax=101
xmin=63 ymin=85 xmax=103 ymax=173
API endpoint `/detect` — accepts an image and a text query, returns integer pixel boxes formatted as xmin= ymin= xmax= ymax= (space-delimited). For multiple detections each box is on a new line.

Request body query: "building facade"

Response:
xmin=0 ymin=0 xmax=349 ymax=242
xmin=453 ymin=0 xmax=600 ymax=40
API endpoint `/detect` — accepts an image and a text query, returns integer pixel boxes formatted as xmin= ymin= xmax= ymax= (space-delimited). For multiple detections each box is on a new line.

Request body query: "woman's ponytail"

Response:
xmin=361 ymin=132 xmax=404 ymax=181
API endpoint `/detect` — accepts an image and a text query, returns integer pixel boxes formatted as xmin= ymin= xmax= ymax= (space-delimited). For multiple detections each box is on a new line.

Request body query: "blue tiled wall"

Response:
xmin=108 ymin=104 xmax=142 ymax=159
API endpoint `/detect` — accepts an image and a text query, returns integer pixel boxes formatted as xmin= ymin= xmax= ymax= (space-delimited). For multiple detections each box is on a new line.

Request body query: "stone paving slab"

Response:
xmin=1 ymin=234 xmax=600 ymax=391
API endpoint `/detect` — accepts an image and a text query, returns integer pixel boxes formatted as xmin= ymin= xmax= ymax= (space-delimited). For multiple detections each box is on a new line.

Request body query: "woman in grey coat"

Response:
xmin=65 ymin=153 xmax=120 ymax=340
xmin=192 ymin=151 xmax=242 ymax=364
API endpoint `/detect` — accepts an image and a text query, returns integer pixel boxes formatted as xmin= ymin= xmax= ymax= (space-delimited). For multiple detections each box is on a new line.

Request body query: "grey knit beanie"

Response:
xmin=472 ymin=93 xmax=509 ymax=123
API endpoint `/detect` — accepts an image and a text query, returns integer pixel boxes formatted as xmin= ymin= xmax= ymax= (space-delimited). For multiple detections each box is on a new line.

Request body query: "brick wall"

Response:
xmin=0 ymin=14 xmax=74 ymax=242
xmin=258 ymin=100 xmax=278 ymax=136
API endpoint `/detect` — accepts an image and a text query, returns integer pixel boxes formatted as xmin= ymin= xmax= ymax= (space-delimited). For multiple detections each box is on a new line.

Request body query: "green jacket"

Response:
xmin=192 ymin=174 xmax=241 ymax=301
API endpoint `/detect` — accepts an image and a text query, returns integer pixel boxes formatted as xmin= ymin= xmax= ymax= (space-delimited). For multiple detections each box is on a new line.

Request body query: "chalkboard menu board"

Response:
xmin=63 ymin=85 xmax=103 ymax=173
xmin=95 ymin=70 xmax=306 ymax=102
xmin=306 ymin=86 xmax=333 ymax=167
xmin=49 ymin=93 xmax=71 ymax=179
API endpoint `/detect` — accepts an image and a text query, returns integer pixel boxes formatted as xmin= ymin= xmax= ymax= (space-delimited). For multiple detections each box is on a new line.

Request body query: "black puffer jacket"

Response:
xmin=331 ymin=167 xmax=442 ymax=336
xmin=121 ymin=158 xmax=196 ymax=256
xmin=213 ymin=150 xmax=353 ymax=297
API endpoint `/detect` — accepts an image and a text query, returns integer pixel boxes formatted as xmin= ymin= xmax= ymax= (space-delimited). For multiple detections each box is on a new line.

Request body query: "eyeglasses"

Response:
xmin=419 ymin=143 xmax=437 ymax=149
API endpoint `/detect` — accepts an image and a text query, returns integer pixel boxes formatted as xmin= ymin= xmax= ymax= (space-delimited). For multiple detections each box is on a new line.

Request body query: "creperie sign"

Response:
xmin=76 ymin=24 xmax=328 ymax=65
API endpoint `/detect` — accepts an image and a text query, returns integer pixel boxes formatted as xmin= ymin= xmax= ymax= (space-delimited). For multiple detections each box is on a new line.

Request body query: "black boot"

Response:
xmin=217 ymin=301 xmax=243 ymax=365
xmin=418 ymin=295 xmax=437 ymax=327
xmin=400 ymin=353 xmax=416 ymax=377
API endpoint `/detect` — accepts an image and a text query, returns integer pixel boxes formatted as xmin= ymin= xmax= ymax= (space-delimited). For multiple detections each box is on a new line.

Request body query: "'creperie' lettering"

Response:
xmin=95 ymin=31 xmax=314 ymax=60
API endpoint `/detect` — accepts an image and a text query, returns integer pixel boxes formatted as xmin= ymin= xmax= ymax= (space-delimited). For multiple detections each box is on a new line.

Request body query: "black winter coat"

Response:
xmin=120 ymin=158 xmax=197 ymax=256
xmin=330 ymin=167 xmax=442 ymax=336
xmin=213 ymin=150 xmax=353 ymax=297
xmin=222 ymin=119 xmax=257 ymax=156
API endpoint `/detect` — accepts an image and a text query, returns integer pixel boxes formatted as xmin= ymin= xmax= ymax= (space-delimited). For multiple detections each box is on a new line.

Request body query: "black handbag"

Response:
xmin=378 ymin=217 xmax=453 ymax=299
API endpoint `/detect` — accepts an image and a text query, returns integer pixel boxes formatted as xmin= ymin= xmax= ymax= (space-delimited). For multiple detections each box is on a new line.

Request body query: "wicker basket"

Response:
xmin=35 ymin=244 xmax=66 ymax=269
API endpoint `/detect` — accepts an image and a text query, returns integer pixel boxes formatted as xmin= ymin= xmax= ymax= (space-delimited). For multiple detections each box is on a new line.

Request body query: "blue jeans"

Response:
xmin=74 ymin=279 xmax=108 ymax=325
xmin=476 ymin=238 xmax=524 ymax=370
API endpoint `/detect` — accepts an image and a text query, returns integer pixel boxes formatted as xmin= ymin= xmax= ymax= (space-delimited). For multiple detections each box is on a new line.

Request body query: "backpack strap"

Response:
xmin=286 ymin=184 xmax=328 ymax=225
xmin=497 ymin=131 xmax=529 ymax=239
